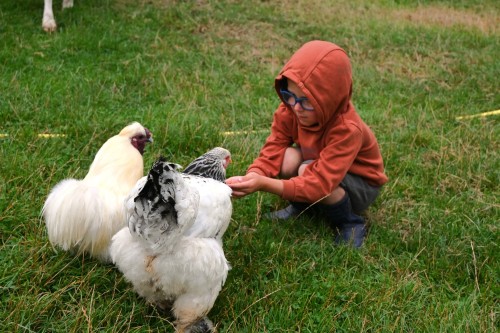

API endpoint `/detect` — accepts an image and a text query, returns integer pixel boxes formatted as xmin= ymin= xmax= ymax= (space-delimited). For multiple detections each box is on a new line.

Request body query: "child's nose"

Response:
xmin=293 ymin=103 xmax=304 ymax=112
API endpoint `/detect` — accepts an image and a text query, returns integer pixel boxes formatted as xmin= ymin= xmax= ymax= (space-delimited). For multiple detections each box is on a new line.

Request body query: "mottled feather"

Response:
xmin=126 ymin=158 xmax=199 ymax=252
xmin=182 ymin=147 xmax=231 ymax=182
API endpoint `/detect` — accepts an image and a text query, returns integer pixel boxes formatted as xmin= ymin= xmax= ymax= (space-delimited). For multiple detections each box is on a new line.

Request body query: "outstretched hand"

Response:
xmin=225 ymin=173 xmax=261 ymax=198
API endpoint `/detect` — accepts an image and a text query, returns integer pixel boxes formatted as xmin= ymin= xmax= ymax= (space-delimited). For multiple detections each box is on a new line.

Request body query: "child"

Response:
xmin=226 ymin=40 xmax=388 ymax=248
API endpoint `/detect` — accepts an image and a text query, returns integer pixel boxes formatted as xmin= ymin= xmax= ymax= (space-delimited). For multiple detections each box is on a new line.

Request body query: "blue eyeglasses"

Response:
xmin=279 ymin=89 xmax=314 ymax=111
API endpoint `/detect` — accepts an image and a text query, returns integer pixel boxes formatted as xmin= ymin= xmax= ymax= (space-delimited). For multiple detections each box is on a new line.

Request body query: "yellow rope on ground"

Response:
xmin=456 ymin=109 xmax=500 ymax=120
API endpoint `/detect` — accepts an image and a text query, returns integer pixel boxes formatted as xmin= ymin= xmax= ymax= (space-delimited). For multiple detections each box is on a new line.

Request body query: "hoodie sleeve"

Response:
xmin=247 ymin=105 xmax=295 ymax=177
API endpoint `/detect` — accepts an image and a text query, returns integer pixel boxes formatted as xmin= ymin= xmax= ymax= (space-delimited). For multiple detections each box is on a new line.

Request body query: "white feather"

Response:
xmin=182 ymin=175 xmax=232 ymax=243
xmin=110 ymin=155 xmax=232 ymax=332
xmin=42 ymin=122 xmax=151 ymax=262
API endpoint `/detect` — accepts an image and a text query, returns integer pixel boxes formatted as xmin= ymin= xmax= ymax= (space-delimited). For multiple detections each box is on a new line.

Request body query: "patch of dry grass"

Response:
xmin=394 ymin=5 xmax=499 ymax=35
xmin=288 ymin=0 xmax=498 ymax=35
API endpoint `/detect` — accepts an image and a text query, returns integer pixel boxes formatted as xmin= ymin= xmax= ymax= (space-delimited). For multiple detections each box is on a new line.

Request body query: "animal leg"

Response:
xmin=42 ymin=0 xmax=56 ymax=32
xmin=172 ymin=294 xmax=214 ymax=333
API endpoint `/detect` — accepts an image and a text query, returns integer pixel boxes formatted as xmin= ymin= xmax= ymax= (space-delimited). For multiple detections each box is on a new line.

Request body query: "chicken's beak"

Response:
xmin=224 ymin=156 xmax=232 ymax=169
xmin=145 ymin=128 xmax=154 ymax=143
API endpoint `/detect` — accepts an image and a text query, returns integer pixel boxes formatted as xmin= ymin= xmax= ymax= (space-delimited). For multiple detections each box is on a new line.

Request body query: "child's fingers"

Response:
xmin=231 ymin=190 xmax=246 ymax=198
xmin=225 ymin=176 xmax=245 ymax=185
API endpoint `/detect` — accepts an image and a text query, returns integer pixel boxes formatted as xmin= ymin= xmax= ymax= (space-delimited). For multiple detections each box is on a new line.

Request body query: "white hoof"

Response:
xmin=42 ymin=16 xmax=57 ymax=32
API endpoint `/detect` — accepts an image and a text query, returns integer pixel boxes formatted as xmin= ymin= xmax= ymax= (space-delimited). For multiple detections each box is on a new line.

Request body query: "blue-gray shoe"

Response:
xmin=334 ymin=223 xmax=366 ymax=248
xmin=265 ymin=204 xmax=302 ymax=220
xmin=321 ymin=194 xmax=367 ymax=248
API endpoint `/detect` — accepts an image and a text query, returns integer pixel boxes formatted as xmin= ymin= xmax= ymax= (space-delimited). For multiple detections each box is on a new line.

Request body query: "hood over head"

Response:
xmin=275 ymin=41 xmax=353 ymax=132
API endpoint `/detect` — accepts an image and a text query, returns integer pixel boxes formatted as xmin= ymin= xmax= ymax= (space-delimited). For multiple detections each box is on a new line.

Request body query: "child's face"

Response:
xmin=287 ymin=80 xmax=319 ymax=127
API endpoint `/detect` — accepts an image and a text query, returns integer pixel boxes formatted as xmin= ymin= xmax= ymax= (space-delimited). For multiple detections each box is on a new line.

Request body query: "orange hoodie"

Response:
xmin=247 ymin=41 xmax=388 ymax=203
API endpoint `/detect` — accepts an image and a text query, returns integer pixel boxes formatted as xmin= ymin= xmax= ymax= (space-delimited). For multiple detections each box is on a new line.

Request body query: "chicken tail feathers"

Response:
xmin=42 ymin=178 xmax=123 ymax=261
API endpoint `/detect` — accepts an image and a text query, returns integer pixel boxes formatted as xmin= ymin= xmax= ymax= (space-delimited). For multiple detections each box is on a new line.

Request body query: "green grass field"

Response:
xmin=1 ymin=0 xmax=498 ymax=332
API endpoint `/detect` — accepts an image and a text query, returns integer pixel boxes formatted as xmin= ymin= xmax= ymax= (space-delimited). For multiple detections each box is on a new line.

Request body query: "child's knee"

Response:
xmin=280 ymin=147 xmax=303 ymax=178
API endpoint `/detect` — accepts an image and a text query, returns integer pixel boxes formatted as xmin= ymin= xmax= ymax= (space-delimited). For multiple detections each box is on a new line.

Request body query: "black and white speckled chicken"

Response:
xmin=110 ymin=147 xmax=232 ymax=333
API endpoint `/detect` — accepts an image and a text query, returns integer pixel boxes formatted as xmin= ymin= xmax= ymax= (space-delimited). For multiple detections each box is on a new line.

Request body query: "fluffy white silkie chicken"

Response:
xmin=42 ymin=122 xmax=153 ymax=262
xmin=110 ymin=147 xmax=232 ymax=333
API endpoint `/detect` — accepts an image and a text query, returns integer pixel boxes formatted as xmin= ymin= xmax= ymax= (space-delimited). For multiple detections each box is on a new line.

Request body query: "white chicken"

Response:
xmin=110 ymin=147 xmax=232 ymax=333
xmin=42 ymin=122 xmax=153 ymax=262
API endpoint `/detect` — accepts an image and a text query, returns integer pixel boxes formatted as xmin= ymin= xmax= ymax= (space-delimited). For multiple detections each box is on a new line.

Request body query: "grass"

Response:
xmin=1 ymin=0 xmax=498 ymax=332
